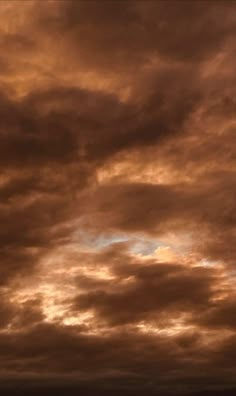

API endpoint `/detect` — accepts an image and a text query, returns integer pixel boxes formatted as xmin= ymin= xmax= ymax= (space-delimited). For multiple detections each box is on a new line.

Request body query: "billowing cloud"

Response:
xmin=0 ymin=1 xmax=236 ymax=395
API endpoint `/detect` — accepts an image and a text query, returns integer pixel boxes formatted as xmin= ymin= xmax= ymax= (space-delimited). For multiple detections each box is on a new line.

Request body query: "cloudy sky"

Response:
xmin=0 ymin=1 xmax=236 ymax=395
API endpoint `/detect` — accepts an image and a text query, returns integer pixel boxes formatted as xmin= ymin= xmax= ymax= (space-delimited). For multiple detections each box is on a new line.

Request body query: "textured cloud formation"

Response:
xmin=0 ymin=1 xmax=236 ymax=395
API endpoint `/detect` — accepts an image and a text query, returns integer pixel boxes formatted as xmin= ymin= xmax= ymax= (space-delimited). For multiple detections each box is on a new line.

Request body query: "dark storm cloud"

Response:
xmin=0 ymin=321 xmax=187 ymax=375
xmin=0 ymin=67 xmax=203 ymax=284
xmin=0 ymin=317 xmax=235 ymax=394
xmin=0 ymin=92 xmax=78 ymax=167
xmin=196 ymin=296 xmax=236 ymax=330
xmin=69 ymin=241 xmax=236 ymax=333
xmin=0 ymin=169 xmax=78 ymax=284
xmin=78 ymin=179 xmax=235 ymax=234
xmin=72 ymin=245 xmax=219 ymax=326
xmin=0 ymin=72 xmax=199 ymax=285
xmin=0 ymin=75 xmax=201 ymax=168
xmin=38 ymin=0 xmax=236 ymax=70
xmin=0 ymin=0 xmax=236 ymax=395
xmin=0 ymin=295 xmax=45 ymax=330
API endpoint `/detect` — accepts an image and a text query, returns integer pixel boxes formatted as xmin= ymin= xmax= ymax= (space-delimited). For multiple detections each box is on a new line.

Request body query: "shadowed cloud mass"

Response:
xmin=0 ymin=1 xmax=236 ymax=395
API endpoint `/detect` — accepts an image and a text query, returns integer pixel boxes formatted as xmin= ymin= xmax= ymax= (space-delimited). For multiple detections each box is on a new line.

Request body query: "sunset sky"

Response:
xmin=0 ymin=1 xmax=236 ymax=395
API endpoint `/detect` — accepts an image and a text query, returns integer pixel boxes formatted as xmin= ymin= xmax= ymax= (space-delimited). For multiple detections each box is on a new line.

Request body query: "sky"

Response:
xmin=0 ymin=1 xmax=236 ymax=395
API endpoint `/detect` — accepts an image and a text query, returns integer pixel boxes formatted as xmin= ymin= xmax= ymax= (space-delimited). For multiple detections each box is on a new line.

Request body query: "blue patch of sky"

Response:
xmin=76 ymin=230 xmax=167 ymax=256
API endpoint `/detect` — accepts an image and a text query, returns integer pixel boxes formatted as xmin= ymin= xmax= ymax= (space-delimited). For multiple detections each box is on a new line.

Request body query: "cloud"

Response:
xmin=72 ymin=245 xmax=220 ymax=326
xmin=0 ymin=1 xmax=235 ymax=395
xmin=35 ymin=0 xmax=236 ymax=71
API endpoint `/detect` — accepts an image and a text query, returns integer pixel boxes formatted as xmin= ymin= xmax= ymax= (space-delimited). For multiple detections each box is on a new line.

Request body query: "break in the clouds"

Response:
xmin=0 ymin=1 xmax=236 ymax=395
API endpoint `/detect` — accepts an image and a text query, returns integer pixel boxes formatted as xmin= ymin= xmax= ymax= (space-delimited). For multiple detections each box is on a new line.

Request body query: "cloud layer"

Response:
xmin=0 ymin=1 xmax=236 ymax=395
